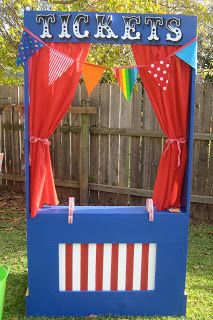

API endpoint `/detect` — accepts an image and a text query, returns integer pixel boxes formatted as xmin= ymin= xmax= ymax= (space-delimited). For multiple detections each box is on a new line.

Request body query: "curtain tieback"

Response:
xmin=29 ymin=136 xmax=50 ymax=166
xmin=163 ymin=137 xmax=187 ymax=167
xmin=30 ymin=136 xmax=51 ymax=146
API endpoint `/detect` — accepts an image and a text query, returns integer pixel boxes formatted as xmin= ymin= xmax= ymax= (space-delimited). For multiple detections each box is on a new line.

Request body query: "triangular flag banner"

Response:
xmin=175 ymin=40 xmax=197 ymax=72
xmin=82 ymin=63 xmax=106 ymax=96
xmin=114 ymin=67 xmax=138 ymax=101
xmin=49 ymin=48 xmax=74 ymax=85
xmin=145 ymin=58 xmax=171 ymax=91
xmin=16 ymin=30 xmax=44 ymax=66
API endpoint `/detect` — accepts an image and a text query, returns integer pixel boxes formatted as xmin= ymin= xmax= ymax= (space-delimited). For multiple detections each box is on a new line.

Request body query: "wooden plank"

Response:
xmin=204 ymin=83 xmax=213 ymax=221
xmin=70 ymin=107 xmax=97 ymax=114
xmin=99 ymin=83 xmax=110 ymax=205
xmin=191 ymin=82 xmax=212 ymax=220
xmin=108 ymin=84 xmax=120 ymax=205
xmin=0 ymin=105 xmax=23 ymax=111
xmin=70 ymin=84 xmax=81 ymax=202
xmin=129 ymin=84 xmax=143 ymax=206
xmin=89 ymin=85 xmax=100 ymax=205
xmin=79 ymin=83 xmax=89 ymax=205
xmin=12 ymin=106 xmax=21 ymax=180
xmin=118 ymin=87 xmax=131 ymax=205
xmin=0 ymin=86 xmax=19 ymax=189
xmin=2 ymin=107 xmax=12 ymax=186
xmin=60 ymin=104 xmax=71 ymax=202
xmin=194 ymin=81 xmax=202 ymax=133
xmin=80 ymin=112 xmax=89 ymax=205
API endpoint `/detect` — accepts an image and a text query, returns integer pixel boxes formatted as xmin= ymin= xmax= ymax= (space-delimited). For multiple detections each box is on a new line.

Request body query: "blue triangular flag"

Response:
xmin=16 ymin=30 xmax=44 ymax=66
xmin=176 ymin=40 xmax=197 ymax=73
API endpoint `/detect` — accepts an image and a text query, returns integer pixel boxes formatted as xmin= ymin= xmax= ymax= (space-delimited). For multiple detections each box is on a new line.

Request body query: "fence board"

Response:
xmin=192 ymin=82 xmax=213 ymax=220
xmin=129 ymin=84 xmax=143 ymax=206
xmin=99 ymin=83 xmax=110 ymax=205
xmin=108 ymin=84 xmax=120 ymax=205
xmin=118 ymin=89 xmax=131 ymax=205
xmin=69 ymin=84 xmax=82 ymax=202
xmin=89 ymin=85 xmax=100 ymax=204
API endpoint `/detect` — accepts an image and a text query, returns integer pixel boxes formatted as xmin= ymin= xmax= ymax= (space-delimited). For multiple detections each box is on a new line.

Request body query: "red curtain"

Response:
xmin=28 ymin=43 xmax=90 ymax=217
xmin=131 ymin=45 xmax=191 ymax=210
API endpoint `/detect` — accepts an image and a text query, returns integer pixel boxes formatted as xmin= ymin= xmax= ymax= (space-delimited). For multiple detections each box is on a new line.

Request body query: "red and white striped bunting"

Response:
xmin=59 ymin=243 xmax=156 ymax=291
xmin=49 ymin=48 xmax=74 ymax=85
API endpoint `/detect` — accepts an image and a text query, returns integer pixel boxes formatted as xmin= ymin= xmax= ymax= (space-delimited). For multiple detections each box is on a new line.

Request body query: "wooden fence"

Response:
xmin=0 ymin=83 xmax=212 ymax=221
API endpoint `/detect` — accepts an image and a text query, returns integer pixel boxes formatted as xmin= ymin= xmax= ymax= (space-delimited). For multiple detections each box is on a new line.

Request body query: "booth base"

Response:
xmin=26 ymin=206 xmax=189 ymax=317
xmin=26 ymin=292 xmax=187 ymax=317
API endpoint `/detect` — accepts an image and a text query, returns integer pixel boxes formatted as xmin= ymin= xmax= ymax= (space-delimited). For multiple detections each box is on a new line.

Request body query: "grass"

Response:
xmin=0 ymin=192 xmax=212 ymax=320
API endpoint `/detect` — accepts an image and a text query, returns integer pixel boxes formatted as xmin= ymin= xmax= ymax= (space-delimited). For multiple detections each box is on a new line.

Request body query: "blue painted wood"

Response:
xmin=26 ymin=207 xmax=189 ymax=316
xmin=181 ymin=69 xmax=196 ymax=213
xmin=24 ymin=10 xmax=196 ymax=318
xmin=26 ymin=291 xmax=187 ymax=316
xmin=24 ymin=11 xmax=197 ymax=46
xmin=24 ymin=62 xmax=30 ymax=216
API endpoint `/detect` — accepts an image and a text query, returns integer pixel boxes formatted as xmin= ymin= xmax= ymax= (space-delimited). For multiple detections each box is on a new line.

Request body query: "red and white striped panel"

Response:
xmin=59 ymin=243 xmax=156 ymax=291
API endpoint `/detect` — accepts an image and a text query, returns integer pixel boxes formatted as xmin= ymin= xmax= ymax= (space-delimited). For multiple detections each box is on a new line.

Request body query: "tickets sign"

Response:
xmin=24 ymin=11 xmax=197 ymax=45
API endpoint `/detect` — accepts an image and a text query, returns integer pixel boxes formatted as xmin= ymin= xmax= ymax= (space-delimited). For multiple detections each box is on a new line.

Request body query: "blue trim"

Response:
xmin=182 ymin=69 xmax=196 ymax=214
xmin=24 ymin=61 xmax=30 ymax=216
xmin=26 ymin=291 xmax=187 ymax=316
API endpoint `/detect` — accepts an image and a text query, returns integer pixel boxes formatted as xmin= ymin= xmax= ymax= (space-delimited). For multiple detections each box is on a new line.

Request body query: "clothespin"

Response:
xmin=0 ymin=153 xmax=4 ymax=172
xmin=146 ymin=198 xmax=154 ymax=222
xmin=0 ymin=153 xmax=4 ymax=186
xmin=68 ymin=197 xmax=75 ymax=224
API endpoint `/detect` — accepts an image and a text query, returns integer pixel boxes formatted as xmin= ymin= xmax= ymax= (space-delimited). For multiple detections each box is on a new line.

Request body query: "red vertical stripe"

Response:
xmin=65 ymin=244 xmax=73 ymax=291
xmin=80 ymin=244 xmax=88 ymax=291
xmin=141 ymin=243 xmax=149 ymax=290
xmin=125 ymin=244 xmax=134 ymax=290
xmin=111 ymin=244 xmax=119 ymax=290
xmin=96 ymin=244 xmax=104 ymax=290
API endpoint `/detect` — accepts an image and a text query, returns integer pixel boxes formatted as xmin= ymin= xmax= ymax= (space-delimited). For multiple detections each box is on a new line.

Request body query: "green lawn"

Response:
xmin=0 ymin=194 xmax=212 ymax=320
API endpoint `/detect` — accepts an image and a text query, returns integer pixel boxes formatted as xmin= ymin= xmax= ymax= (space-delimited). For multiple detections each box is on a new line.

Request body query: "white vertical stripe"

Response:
xmin=88 ymin=244 xmax=96 ymax=291
xmin=148 ymin=243 xmax=157 ymax=290
xmin=72 ymin=243 xmax=81 ymax=291
xmin=117 ymin=243 xmax=127 ymax=290
xmin=102 ymin=244 xmax=112 ymax=291
xmin=59 ymin=243 xmax=65 ymax=291
xmin=132 ymin=243 xmax=142 ymax=290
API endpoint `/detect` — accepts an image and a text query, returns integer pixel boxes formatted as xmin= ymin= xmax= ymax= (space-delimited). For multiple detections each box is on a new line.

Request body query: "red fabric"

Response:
xmin=28 ymin=43 xmax=90 ymax=217
xmin=132 ymin=45 xmax=191 ymax=210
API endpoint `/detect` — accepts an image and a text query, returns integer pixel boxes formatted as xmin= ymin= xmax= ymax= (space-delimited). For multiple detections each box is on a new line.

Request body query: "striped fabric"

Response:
xmin=49 ymin=48 xmax=74 ymax=85
xmin=59 ymin=243 xmax=156 ymax=291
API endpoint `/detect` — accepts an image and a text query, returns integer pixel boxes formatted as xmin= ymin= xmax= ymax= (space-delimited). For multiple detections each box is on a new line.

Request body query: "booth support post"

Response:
xmin=182 ymin=69 xmax=196 ymax=214
xmin=186 ymin=69 xmax=196 ymax=214
xmin=24 ymin=61 xmax=30 ymax=215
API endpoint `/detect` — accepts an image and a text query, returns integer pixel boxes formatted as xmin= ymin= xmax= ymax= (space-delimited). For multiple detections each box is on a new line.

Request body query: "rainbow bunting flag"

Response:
xmin=114 ymin=67 xmax=138 ymax=101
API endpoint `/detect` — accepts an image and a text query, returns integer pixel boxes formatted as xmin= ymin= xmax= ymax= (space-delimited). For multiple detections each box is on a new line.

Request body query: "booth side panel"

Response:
xmin=26 ymin=210 xmax=189 ymax=316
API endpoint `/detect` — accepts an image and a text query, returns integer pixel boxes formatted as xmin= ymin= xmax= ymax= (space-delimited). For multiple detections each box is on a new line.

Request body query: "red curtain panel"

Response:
xmin=28 ymin=43 xmax=90 ymax=217
xmin=131 ymin=45 xmax=191 ymax=210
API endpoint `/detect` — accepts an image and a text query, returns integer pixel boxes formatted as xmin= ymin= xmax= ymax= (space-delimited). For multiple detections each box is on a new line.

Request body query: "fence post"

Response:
xmin=79 ymin=99 xmax=90 ymax=205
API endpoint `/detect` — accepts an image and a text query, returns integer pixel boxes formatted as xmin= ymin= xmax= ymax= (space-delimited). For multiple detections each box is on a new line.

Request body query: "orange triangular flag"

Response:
xmin=82 ymin=62 xmax=106 ymax=96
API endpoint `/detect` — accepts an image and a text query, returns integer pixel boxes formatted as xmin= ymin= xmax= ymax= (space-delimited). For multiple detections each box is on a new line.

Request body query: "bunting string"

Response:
xmin=17 ymin=29 xmax=197 ymax=97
